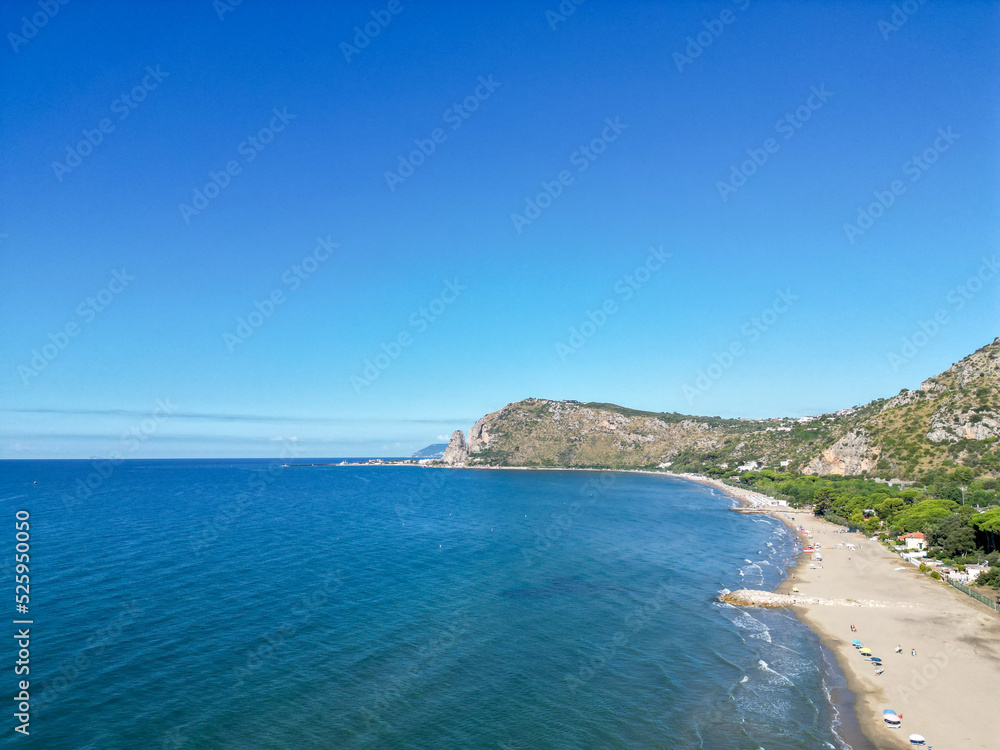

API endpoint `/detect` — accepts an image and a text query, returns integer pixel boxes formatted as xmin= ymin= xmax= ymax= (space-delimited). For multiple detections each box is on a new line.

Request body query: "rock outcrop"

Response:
xmin=719 ymin=588 xmax=889 ymax=608
xmin=803 ymin=430 xmax=879 ymax=476
xmin=468 ymin=415 xmax=493 ymax=454
xmin=441 ymin=430 xmax=469 ymax=465
xmin=926 ymin=410 xmax=1000 ymax=443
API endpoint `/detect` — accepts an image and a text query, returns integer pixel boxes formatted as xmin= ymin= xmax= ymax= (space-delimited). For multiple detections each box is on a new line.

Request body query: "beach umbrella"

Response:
xmin=908 ymin=734 xmax=925 ymax=745
xmin=860 ymin=648 xmax=872 ymax=655
xmin=870 ymin=657 xmax=882 ymax=663
xmin=851 ymin=639 xmax=861 ymax=645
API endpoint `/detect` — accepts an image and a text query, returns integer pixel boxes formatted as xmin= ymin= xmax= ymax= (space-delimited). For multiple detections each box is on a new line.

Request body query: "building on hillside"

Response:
xmin=898 ymin=532 xmax=926 ymax=551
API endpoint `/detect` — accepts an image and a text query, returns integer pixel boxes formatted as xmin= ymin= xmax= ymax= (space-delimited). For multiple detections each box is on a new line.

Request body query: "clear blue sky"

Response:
xmin=2 ymin=0 xmax=998 ymax=458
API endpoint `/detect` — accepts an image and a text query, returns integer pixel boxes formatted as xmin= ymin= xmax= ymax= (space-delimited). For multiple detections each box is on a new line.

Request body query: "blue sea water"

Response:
xmin=0 ymin=460 xmax=867 ymax=749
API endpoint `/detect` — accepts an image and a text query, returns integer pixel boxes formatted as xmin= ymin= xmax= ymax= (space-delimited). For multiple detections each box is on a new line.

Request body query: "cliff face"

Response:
xmin=445 ymin=398 xmax=825 ymax=471
xmin=803 ymin=430 xmax=880 ymax=476
xmin=441 ymin=430 xmax=468 ymax=465
xmin=444 ymin=337 xmax=1000 ymax=478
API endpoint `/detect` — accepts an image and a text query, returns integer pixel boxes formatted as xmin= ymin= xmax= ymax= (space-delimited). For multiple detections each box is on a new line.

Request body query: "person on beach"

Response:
xmin=896 ymin=645 xmax=902 ymax=653
xmin=911 ymin=649 xmax=916 ymax=656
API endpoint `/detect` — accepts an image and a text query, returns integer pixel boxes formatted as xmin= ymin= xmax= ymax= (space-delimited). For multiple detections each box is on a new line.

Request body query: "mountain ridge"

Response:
xmin=442 ymin=337 xmax=1000 ymax=479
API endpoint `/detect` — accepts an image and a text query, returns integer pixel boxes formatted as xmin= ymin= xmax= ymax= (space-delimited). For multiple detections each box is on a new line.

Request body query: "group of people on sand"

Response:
xmin=850 ymin=626 xmax=917 ymax=676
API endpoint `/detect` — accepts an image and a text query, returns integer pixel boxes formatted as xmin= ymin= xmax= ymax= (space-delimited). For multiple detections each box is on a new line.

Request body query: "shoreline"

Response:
xmin=430 ymin=464 xmax=887 ymax=747
xmin=450 ymin=466 xmax=1000 ymax=749
xmin=316 ymin=462 xmax=1000 ymax=748
xmin=654 ymin=470 xmax=1000 ymax=750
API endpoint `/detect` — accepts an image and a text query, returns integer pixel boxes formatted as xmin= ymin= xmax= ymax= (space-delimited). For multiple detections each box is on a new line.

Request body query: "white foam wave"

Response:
xmin=733 ymin=612 xmax=772 ymax=644
xmin=757 ymin=659 xmax=794 ymax=686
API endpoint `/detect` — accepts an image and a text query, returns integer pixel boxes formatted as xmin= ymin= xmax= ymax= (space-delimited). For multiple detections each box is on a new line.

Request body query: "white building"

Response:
xmin=899 ymin=532 xmax=926 ymax=551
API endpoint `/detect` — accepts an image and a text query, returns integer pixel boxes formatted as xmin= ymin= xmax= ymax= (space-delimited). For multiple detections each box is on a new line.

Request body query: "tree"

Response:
xmin=976 ymin=566 xmax=1000 ymax=590
xmin=928 ymin=515 xmax=976 ymax=558
xmin=952 ymin=466 xmax=976 ymax=485
xmin=895 ymin=499 xmax=958 ymax=532
xmin=876 ymin=496 xmax=906 ymax=520
xmin=812 ymin=487 xmax=836 ymax=517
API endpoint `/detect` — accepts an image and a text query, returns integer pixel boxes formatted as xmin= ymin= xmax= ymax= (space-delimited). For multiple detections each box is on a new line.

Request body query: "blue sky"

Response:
xmin=2 ymin=0 xmax=998 ymax=458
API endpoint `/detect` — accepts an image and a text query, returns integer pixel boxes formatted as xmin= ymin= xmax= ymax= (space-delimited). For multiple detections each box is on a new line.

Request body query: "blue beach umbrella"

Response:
xmin=870 ymin=657 xmax=882 ymax=663
xmin=851 ymin=640 xmax=862 ymax=646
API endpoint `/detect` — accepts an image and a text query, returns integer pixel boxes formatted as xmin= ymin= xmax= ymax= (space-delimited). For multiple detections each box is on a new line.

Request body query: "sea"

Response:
xmin=0 ymin=460 xmax=875 ymax=749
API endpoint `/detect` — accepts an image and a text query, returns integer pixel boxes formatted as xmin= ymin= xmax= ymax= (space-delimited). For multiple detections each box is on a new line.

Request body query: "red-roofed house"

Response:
xmin=899 ymin=532 xmax=926 ymax=551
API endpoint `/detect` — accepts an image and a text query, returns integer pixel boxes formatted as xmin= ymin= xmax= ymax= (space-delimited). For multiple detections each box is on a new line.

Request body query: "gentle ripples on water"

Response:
xmin=0 ymin=461 xmax=856 ymax=749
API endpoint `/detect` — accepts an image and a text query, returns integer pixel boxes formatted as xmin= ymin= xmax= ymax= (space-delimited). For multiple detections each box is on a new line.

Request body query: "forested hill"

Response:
xmin=449 ymin=336 xmax=999 ymax=481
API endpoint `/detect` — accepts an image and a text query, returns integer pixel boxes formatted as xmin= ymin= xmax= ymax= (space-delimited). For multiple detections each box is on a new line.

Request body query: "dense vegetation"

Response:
xmin=713 ymin=465 xmax=1000 ymax=589
xmin=462 ymin=339 xmax=1000 ymax=592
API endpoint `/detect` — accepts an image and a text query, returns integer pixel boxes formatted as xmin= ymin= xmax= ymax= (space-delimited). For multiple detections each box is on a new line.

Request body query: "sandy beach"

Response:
xmin=672 ymin=469 xmax=1000 ymax=750
xmin=436 ymin=466 xmax=1000 ymax=747
xmin=758 ymin=510 xmax=999 ymax=750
